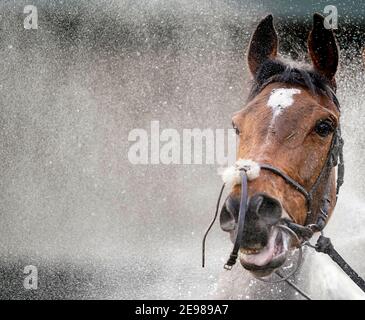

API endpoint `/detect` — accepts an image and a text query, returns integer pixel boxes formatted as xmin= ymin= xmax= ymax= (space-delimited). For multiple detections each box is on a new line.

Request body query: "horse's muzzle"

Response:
xmin=220 ymin=193 xmax=282 ymax=249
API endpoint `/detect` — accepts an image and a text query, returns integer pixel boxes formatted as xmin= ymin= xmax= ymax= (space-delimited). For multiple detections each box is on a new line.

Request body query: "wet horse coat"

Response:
xmin=212 ymin=14 xmax=364 ymax=298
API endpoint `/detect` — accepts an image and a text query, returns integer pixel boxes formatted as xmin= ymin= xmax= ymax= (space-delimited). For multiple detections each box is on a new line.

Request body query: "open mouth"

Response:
xmin=239 ymin=227 xmax=291 ymax=277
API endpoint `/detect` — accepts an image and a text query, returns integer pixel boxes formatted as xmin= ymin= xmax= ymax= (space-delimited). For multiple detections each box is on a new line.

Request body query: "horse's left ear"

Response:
xmin=308 ymin=13 xmax=339 ymax=85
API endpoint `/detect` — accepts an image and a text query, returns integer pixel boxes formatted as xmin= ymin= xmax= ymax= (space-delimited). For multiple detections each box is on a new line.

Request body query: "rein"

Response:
xmin=202 ymin=87 xmax=365 ymax=299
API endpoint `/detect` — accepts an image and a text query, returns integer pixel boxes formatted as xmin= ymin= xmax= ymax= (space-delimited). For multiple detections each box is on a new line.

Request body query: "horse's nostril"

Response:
xmin=219 ymin=196 xmax=240 ymax=232
xmin=250 ymin=194 xmax=282 ymax=225
xmin=226 ymin=195 xmax=240 ymax=217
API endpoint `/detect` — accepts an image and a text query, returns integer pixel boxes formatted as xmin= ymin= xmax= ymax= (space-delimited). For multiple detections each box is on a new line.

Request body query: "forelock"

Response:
xmin=248 ymin=59 xmax=334 ymax=102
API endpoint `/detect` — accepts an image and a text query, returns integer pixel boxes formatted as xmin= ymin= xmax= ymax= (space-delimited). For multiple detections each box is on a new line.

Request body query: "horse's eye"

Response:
xmin=315 ymin=119 xmax=335 ymax=137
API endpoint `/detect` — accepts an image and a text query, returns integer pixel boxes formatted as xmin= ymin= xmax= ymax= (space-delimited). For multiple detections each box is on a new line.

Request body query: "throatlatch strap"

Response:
xmin=224 ymin=170 xmax=248 ymax=270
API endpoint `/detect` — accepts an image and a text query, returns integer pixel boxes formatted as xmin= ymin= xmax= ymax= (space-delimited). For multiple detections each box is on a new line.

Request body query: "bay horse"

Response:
xmin=208 ymin=14 xmax=365 ymax=298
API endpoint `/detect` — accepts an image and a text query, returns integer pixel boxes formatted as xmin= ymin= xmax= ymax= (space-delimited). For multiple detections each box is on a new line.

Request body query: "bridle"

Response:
xmin=202 ymin=85 xmax=365 ymax=298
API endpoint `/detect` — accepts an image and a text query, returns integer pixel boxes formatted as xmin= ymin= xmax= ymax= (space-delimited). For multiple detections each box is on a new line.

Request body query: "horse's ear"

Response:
xmin=308 ymin=13 xmax=339 ymax=84
xmin=247 ymin=14 xmax=278 ymax=76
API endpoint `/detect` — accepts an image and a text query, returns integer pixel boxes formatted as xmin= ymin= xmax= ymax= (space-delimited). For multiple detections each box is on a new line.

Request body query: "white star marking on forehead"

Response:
xmin=267 ymin=88 xmax=301 ymax=120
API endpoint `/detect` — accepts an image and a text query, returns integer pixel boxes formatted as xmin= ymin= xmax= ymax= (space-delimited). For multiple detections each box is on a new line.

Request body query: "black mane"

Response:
xmin=248 ymin=59 xmax=334 ymax=102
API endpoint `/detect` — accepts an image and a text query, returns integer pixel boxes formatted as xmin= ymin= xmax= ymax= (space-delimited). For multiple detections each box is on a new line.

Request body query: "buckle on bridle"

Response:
xmin=281 ymin=219 xmax=315 ymax=241
xmin=224 ymin=252 xmax=238 ymax=270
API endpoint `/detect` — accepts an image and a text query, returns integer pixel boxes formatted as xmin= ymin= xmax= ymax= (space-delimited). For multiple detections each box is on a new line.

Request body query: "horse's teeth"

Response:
xmin=241 ymin=248 xmax=260 ymax=255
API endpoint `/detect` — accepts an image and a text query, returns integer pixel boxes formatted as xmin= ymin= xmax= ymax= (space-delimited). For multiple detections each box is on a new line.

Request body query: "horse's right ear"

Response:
xmin=307 ymin=13 xmax=339 ymax=85
xmin=247 ymin=14 xmax=278 ymax=76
